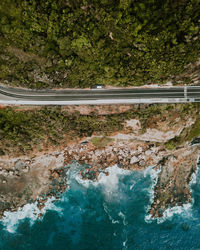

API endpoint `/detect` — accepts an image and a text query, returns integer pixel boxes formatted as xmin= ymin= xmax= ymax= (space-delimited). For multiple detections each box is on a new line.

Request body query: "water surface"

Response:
xmin=1 ymin=163 xmax=200 ymax=250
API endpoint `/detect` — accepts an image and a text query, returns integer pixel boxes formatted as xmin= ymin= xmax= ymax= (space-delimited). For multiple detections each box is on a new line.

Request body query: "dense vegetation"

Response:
xmin=0 ymin=103 xmax=198 ymax=155
xmin=0 ymin=0 xmax=200 ymax=88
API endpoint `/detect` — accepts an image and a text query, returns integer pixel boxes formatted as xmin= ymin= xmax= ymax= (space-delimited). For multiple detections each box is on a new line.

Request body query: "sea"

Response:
xmin=1 ymin=162 xmax=200 ymax=250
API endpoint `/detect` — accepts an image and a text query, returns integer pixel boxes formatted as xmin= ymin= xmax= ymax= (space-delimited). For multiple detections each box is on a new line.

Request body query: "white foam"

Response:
xmin=190 ymin=169 xmax=198 ymax=188
xmin=74 ymin=164 xmax=132 ymax=200
xmin=129 ymin=181 xmax=136 ymax=190
xmin=119 ymin=211 xmax=127 ymax=226
xmin=146 ymin=155 xmax=200 ymax=224
xmin=74 ymin=172 xmax=94 ymax=189
xmin=1 ymin=197 xmax=63 ymax=233
xmin=157 ymin=203 xmax=192 ymax=224
xmin=97 ymin=165 xmax=131 ymax=199
xmin=0 ymin=163 xmax=127 ymax=233
xmin=158 ymin=159 xmax=200 ymax=223
xmin=122 ymin=234 xmax=128 ymax=250
xmin=143 ymin=166 xmax=161 ymax=223
xmin=66 ymin=162 xmax=92 ymax=188
xmin=103 ymin=203 xmax=120 ymax=224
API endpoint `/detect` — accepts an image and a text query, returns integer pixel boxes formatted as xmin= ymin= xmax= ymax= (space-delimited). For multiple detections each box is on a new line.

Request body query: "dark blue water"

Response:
xmin=1 ymin=163 xmax=200 ymax=250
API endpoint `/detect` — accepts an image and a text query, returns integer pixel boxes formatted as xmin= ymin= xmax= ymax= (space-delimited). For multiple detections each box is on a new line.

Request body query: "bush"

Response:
xmin=0 ymin=0 xmax=199 ymax=88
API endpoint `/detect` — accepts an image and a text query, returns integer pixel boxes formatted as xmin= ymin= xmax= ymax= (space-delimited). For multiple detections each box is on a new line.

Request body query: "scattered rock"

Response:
xmin=15 ymin=160 xmax=25 ymax=170
xmin=130 ymin=156 xmax=139 ymax=164
xmin=38 ymin=203 xmax=45 ymax=210
xmin=51 ymin=170 xmax=60 ymax=179
xmin=38 ymin=213 xmax=43 ymax=218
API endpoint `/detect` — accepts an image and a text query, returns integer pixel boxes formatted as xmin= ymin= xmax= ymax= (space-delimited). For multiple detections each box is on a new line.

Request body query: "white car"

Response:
xmin=91 ymin=84 xmax=105 ymax=89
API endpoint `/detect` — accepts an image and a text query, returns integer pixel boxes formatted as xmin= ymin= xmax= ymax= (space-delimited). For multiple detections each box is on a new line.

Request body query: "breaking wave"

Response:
xmin=1 ymin=197 xmax=63 ymax=233
xmin=146 ymin=156 xmax=200 ymax=224
xmin=1 ymin=158 xmax=200 ymax=249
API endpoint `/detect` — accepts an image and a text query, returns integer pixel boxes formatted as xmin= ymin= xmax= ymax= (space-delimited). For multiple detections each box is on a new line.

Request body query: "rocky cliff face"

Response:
xmin=149 ymin=146 xmax=199 ymax=217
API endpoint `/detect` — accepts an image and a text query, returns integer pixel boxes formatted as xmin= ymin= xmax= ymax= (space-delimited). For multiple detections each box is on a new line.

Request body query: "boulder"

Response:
xmin=130 ymin=156 xmax=139 ymax=164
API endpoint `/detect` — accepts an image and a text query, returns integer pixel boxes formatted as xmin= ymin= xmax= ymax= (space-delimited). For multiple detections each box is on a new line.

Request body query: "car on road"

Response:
xmin=90 ymin=84 xmax=105 ymax=89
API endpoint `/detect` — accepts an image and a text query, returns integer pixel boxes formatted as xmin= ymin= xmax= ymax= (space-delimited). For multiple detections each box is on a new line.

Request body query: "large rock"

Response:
xmin=130 ymin=156 xmax=139 ymax=164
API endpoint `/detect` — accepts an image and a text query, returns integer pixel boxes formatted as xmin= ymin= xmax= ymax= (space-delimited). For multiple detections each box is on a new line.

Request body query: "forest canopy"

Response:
xmin=0 ymin=0 xmax=199 ymax=88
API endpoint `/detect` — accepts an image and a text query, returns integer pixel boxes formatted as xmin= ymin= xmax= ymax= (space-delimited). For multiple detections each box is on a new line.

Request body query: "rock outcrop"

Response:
xmin=0 ymin=136 xmax=199 ymax=218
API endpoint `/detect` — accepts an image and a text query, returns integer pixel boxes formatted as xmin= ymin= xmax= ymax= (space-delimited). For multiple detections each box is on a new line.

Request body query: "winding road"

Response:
xmin=0 ymin=84 xmax=200 ymax=105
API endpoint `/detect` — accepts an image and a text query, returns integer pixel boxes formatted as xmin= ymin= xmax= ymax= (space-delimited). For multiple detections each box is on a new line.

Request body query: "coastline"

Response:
xmin=0 ymin=103 xmax=199 ymax=220
xmin=0 ymin=130 xmax=199 ymax=220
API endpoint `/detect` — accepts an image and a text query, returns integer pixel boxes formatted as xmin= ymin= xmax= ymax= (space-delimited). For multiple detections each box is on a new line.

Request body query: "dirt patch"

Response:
xmin=90 ymin=137 xmax=114 ymax=149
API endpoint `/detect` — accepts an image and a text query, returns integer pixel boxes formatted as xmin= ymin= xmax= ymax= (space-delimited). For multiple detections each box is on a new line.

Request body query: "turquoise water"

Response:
xmin=1 ymin=163 xmax=200 ymax=250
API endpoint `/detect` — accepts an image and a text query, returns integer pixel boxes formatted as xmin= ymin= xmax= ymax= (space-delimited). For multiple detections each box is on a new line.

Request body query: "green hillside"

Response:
xmin=0 ymin=0 xmax=199 ymax=88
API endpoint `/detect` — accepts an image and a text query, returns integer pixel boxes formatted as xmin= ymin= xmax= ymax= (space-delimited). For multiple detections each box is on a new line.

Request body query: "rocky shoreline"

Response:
xmin=0 ymin=133 xmax=199 ymax=219
xmin=0 ymin=106 xmax=199 ymax=219
xmin=149 ymin=146 xmax=200 ymax=217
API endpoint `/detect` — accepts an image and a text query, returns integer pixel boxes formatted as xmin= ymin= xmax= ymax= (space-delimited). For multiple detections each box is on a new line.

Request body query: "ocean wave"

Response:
xmin=103 ymin=203 xmax=120 ymax=224
xmin=118 ymin=211 xmax=127 ymax=226
xmin=145 ymin=155 xmax=200 ymax=224
xmin=74 ymin=164 xmax=132 ymax=200
xmin=156 ymin=203 xmax=193 ymax=224
xmin=96 ymin=165 xmax=132 ymax=201
xmin=144 ymin=166 xmax=161 ymax=223
xmin=3 ymin=156 xmax=198 ymax=234
xmin=189 ymin=155 xmax=200 ymax=188
xmin=1 ymin=197 xmax=63 ymax=233
xmin=1 ymin=163 xmax=131 ymax=233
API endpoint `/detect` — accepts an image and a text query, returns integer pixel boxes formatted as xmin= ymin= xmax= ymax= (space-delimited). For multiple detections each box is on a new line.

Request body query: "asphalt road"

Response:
xmin=0 ymin=84 xmax=200 ymax=104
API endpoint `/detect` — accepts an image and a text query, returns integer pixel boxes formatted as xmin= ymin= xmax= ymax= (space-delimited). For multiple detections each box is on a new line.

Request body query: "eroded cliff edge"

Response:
xmin=0 ymin=103 xmax=199 ymax=218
